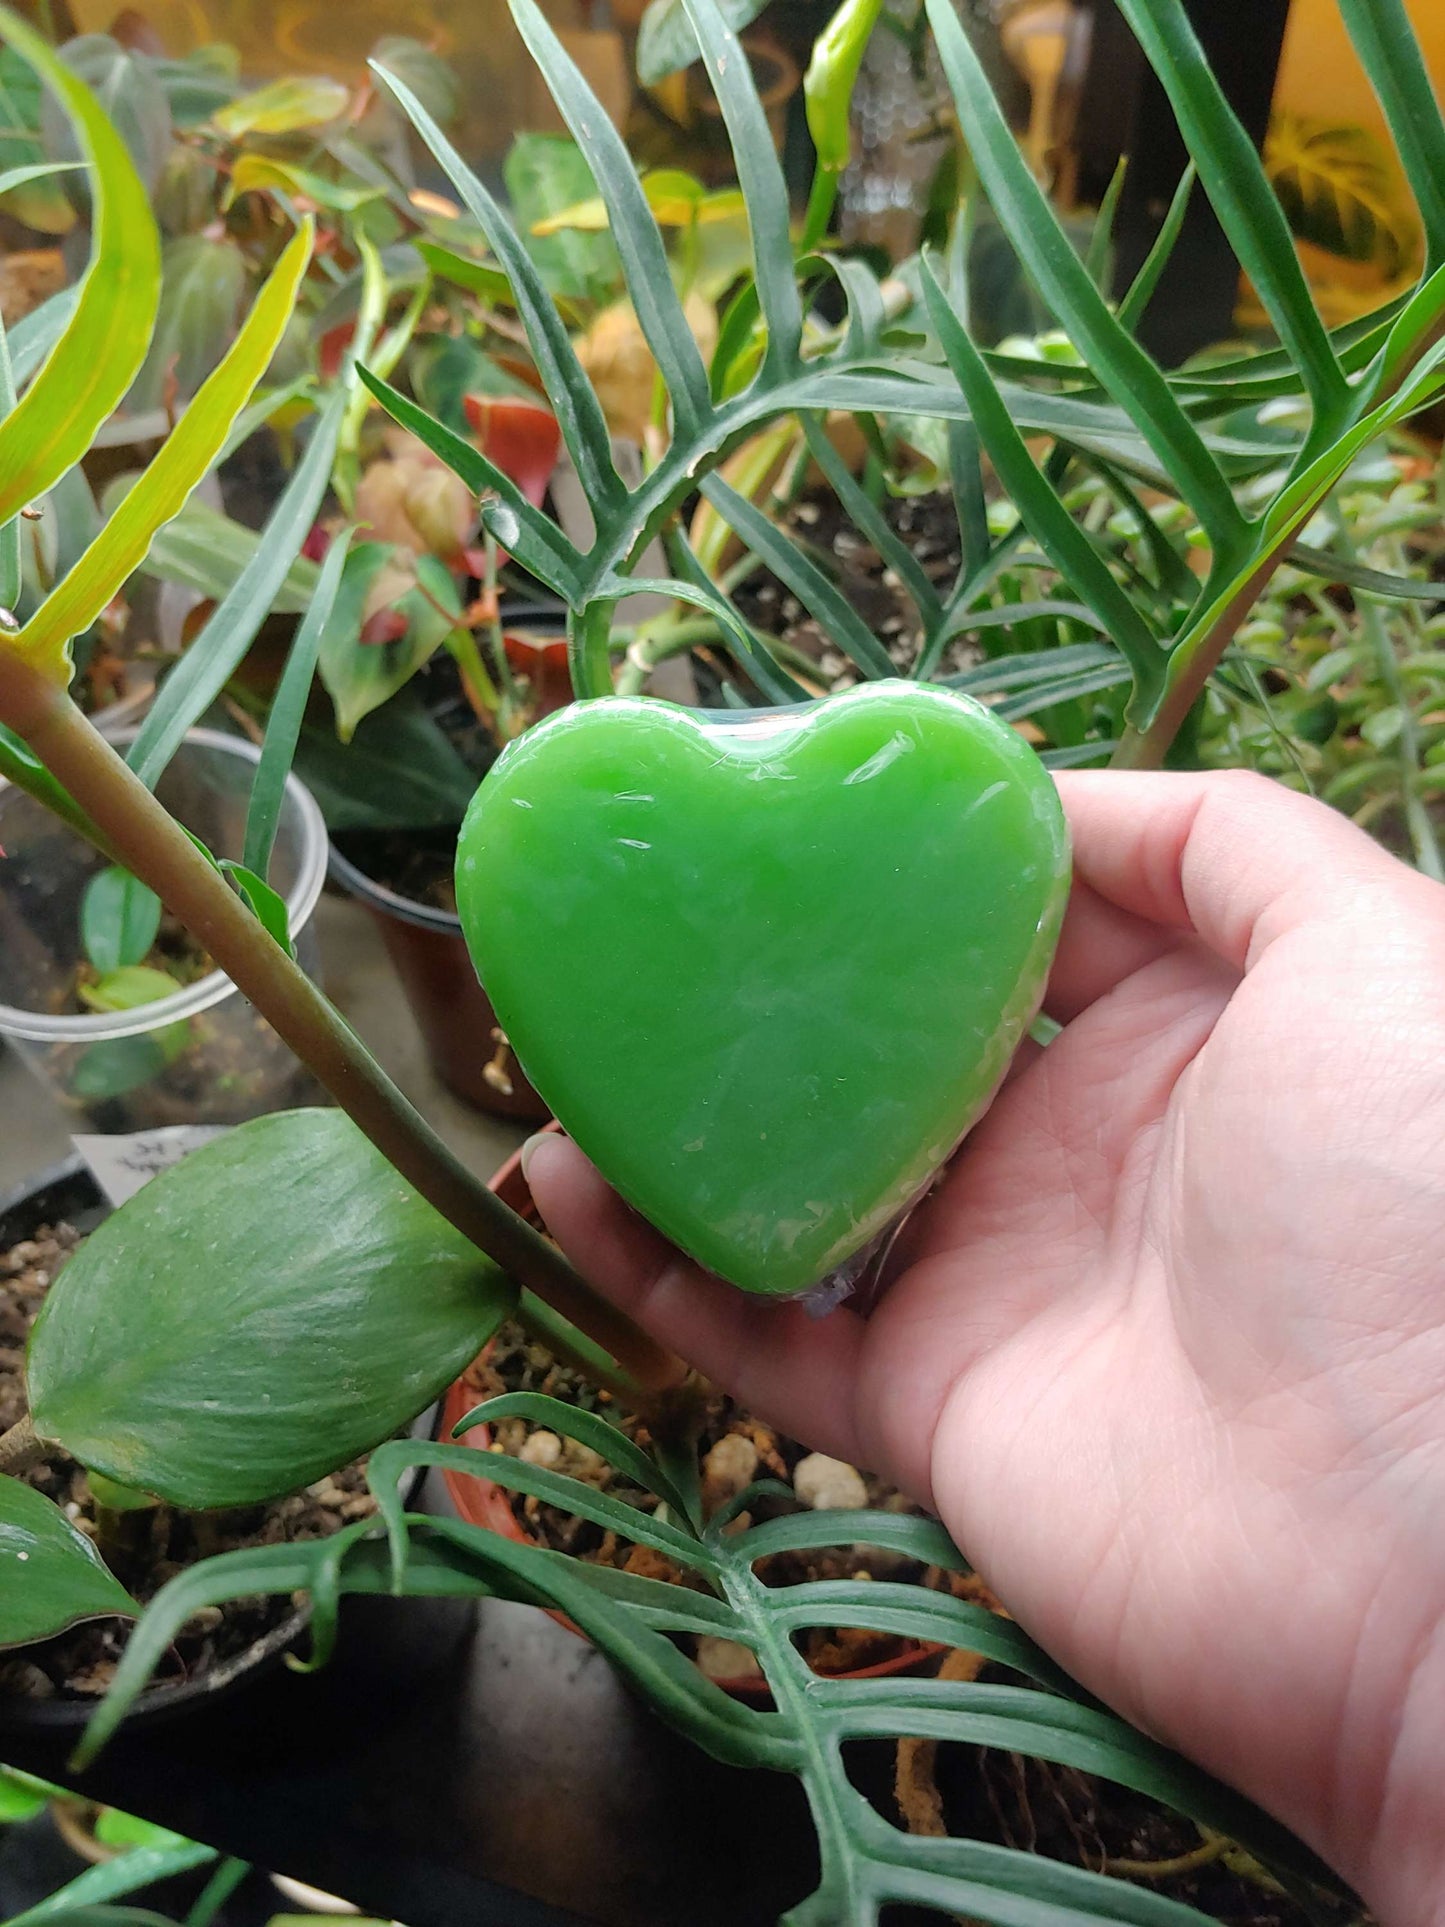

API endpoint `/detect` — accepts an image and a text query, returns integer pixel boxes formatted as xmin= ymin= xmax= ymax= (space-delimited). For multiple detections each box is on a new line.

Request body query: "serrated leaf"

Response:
xmin=27 ymin=1110 xmax=518 ymax=1508
xmin=0 ymin=1474 xmax=136 ymax=1649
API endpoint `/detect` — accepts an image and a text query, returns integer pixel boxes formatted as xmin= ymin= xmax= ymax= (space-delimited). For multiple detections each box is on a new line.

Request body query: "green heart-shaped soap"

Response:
xmin=456 ymin=681 xmax=1069 ymax=1297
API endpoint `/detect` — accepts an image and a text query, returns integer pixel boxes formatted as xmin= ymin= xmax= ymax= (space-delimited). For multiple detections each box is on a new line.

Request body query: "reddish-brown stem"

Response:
xmin=0 ymin=652 xmax=681 ymax=1391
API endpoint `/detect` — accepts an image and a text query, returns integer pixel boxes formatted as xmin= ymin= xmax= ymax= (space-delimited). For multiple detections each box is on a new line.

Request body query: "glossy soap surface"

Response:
xmin=456 ymin=682 xmax=1070 ymax=1297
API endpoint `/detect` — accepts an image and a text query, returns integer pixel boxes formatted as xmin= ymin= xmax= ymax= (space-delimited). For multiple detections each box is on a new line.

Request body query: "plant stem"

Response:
xmin=0 ymin=1415 xmax=45 ymax=1476
xmin=0 ymin=652 xmax=680 ymax=1390
xmin=1112 ymin=554 xmax=1282 ymax=770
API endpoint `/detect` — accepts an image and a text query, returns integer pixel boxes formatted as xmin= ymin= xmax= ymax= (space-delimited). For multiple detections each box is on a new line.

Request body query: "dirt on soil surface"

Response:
xmin=0 ymin=1222 xmax=381 ymax=1705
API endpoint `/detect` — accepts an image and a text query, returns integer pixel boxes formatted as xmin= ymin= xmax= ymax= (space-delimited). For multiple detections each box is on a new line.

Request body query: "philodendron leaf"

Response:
xmin=27 ymin=1110 xmax=518 ymax=1508
xmin=0 ymin=1475 xmax=135 ymax=1648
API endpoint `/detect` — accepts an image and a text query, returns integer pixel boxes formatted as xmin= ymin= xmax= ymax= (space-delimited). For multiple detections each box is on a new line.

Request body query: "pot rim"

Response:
xmin=0 ymin=727 xmax=328 ymax=1043
xmin=326 ymin=837 xmax=465 ymax=936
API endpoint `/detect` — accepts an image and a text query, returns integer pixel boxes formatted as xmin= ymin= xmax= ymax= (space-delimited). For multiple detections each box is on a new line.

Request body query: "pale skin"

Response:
xmin=523 ymin=770 xmax=1445 ymax=1925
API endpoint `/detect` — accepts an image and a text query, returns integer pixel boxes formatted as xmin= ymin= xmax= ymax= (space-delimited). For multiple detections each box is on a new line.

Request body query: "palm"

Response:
xmin=527 ymin=772 xmax=1445 ymax=1917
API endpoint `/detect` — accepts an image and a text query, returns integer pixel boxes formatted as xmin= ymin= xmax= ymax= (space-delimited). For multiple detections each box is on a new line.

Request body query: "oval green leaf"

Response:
xmin=79 ymin=866 xmax=162 ymax=975
xmin=0 ymin=1474 xmax=136 ymax=1649
xmin=27 ymin=1110 xmax=519 ymax=1508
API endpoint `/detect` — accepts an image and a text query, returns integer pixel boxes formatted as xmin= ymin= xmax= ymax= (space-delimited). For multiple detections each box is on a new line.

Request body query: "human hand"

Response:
xmin=523 ymin=770 xmax=1445 ymax=1924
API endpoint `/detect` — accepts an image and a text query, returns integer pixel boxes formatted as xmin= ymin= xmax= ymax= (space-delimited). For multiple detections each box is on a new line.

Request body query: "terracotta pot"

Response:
xmin=326 ymin=840 xmax=549 ymax=1123
xmin=441 ymin=1132 xmax=941 ymax=1703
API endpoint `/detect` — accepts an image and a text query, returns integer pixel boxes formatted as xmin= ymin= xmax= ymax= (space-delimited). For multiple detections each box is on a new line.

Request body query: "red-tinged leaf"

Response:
xmin=463 ymin=392 xmax=561 ymax=508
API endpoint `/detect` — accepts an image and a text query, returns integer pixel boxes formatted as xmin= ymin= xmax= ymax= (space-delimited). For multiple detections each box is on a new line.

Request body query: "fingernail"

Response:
xmin=519 ymin=1132 xmax=552 ymax=1182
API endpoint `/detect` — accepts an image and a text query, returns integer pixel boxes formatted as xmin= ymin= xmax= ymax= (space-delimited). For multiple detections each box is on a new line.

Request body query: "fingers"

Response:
xmin=522 ymin=1132 xmax=868 ymax=1466
xmin=1055 ymin=769 xmax=1416 ymax=974
xmin=1043 ymin=875 xmax=1185 ymax=1026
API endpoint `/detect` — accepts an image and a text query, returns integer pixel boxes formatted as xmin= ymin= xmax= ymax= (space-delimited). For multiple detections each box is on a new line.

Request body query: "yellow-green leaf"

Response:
xmin=0 ymin=7 xmax=160 ymax=534
xmin=223 ymin=152 xmax=384 ymax=214
xmin=13 ymin=220 xmax=313 ymax=682
xmin=212 ymin=74 xmax=349 ymax=138
xmin=531 ymin=171 xmax=744 ymax=234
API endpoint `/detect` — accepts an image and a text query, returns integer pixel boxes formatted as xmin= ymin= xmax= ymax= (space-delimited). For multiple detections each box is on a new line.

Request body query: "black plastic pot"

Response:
xmin=0 ymin=1160 xmax=473 ymax=1744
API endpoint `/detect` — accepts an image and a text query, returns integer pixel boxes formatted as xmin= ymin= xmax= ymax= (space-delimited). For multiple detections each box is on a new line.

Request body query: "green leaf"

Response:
xmin=1116 ymin=163 xmax=1196 ymax=334
xmin=509 ymin=1 xmax=711 ymax=439
xmin=128 ymin=234 xmax=248 ymax=412
xmin=212 ymin=74 xmax=349 ymax=138
xmin=1288 ymin=541 xmax=1445 ymax=602
xmin=1336 ymin=0 xmax=1445 ymax=268
xmin=923 ymin=0 xmax=1246 ymax=557
xmin=918 ymin=256 xmax=1164 ymax=706
xmin=15 ymin=221 xmax=312 ymax=683
xmin=223 ymin=153 xmax=383 ymax=215
xmin=27 ymin=1110 xmax=518 ymax=1508
xmin=682 ymin=0 xmax=802 ymax=371
xmin=317 ymin=542 xmax=464 ymax=742
xmin=452 ymin=1391 xmax=697 ymax=1522
xmin=244 ymin=529 xmax=352 ymax=878
xmin=92 ymin=1808 xmax=193 ymax=1852
xmin=373 ymin=69 xmax=623 ymax=521
xmin=504 ymin=131 xmax=621 ymax=309
xmin=413 ymin=240 xmax=517 ymax=311
xmin=4 ymin=1843 xmax=217 ymax=1926
xmin=42 ymin=35 xmax=172 ymax=199
xmin=125 ymin=385 xmax=347 ymax=791
xmin=0 ymin=1474 xmax=136 ymax=1648
xmin=367 ymin=1439 xmax=719 ymax=1578
xmin=800 ymin=414 xmax=943 ymax=632
xmin=698 ymin=472 xmax=896 ymax=679
xmin=80 ymin=866 xmax=162 ymax=974
xmin=0 ymin=311 xmax=19 ymax=612
xmin=77 ymin=965 xmax=182 ymax=1015
xmin=218 ymin=860 xmax=292 ymax=954
xmin=1084 ymin=156 xmax=1128 ymax=289
xmin=0 ymin=10 xmax=160 ymax=554
xmin=129 ymin=498 xmax=320 ymax=612
xmin=292 ymin=687 xmax=477 ymax=832
xmin=635 ymin=0 xmax=770 ymax=84
xmin=1110 ymin=0 xmax=1348 ymax=424
xmin=735 ymin=1507 xmax=967 ymax=1569
xmin=0 ymin=1767 xmax=59 ymax=1823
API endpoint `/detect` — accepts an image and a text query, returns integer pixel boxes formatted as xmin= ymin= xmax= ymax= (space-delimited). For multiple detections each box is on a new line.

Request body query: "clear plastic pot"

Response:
xmin=0 ymin=728 xmax=328 ymax=1134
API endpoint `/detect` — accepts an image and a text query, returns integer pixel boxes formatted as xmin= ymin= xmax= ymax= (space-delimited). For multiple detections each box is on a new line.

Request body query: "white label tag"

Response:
xmin=71 ymin=1126 xmax=230 ymax=1208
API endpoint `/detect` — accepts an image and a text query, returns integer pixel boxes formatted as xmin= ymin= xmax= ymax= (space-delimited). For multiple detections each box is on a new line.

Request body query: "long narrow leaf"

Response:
xmin=244 ymin=529 xmax=352 ymax=878
xmin=657 ymin=531 xmax=814 ymax=702
xmin=698 ymin=472 xmax=896 ymax=678
xmin=357 ymin=364 xmax=581 ymax=596
xmin=1117 ymin=163 xmax=1195 ymax=333
xmin=14 ymin=224 xmax=313 ymax=685
xmin=453 ymin=1390 xmax=698 ymax=1523
xmin=509 ymin=0 xmax=711 ymax=437
xmin=768 ymin=1580 xmax=1078 ymax=1692
xmin=5 ymin=287 xmax=79 ymax=390
xmin=923 ymin=0 xmax=1247 ymax=555
xmin=735 ymin=1508 xmax=966 ymax=1569
xmin=0 ymin=9 xmax=160 ymax=536
xmin=682 ymin=0 xmax=803 ymax=369
xmin=945 ymin=640 xmax=1119 ymax=692
xmin=366 ymin=1438 xmax=720 ymax=1578
xmin=1288 ymin=541 xmax=1444 ymax=603
xmin=1112 ymin=0 xmax=1347 ymax=424
xmin=800 ymin=414 xmax=942 ymax=629
xmin=5 ymin=1847 xmax=219 ymax=1925
xmin=919 ymin=257 xmax=1165 ymax=703
xmin=371 ymin=60 xmax=625 ymax=517
xmin=1336 ymin=0 xmax=1445 ymax=268
xmin=1084 ymin=156 xmax=1128 ymax=288
xmin=126 ymin=388 xmax=347 ymax=790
